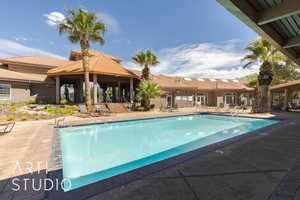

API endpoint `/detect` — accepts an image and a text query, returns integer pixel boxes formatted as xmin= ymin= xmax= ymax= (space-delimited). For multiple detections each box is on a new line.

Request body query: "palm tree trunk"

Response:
xmin=142 ymin=65 xmax=150 ymax=80
xmin=256 ymin=61 xmax=273 ymax=113
xmin=81 ymin=40 xmax=92 ymax=112
xmin=258 ymin=85 xmax=270 ymax=112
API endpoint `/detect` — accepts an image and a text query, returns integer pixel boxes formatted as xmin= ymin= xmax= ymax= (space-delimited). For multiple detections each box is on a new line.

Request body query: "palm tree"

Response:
xmin=242 ymin=38 xmax=283 ymax=112
xmin=58 ymin=9 xmax=106 ymax=112
xmin=132 ymin=50 xmax=160 ymax=80
xmin=137 ymin=80 xmax=161 ymax=110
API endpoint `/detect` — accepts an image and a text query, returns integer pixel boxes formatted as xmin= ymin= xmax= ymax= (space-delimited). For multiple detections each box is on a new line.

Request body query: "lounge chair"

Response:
xmin=93 ymin=104 xmax=111 ymax=116
xmin=54 ymin=117 xmax=65 ymax=126
xmin=0 ymin=122 xmax=15 ymax=135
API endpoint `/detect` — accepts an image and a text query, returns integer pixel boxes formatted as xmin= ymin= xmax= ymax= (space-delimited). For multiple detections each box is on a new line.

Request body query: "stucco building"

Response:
xmin=0 ymin=49 xmax=254 ymax=108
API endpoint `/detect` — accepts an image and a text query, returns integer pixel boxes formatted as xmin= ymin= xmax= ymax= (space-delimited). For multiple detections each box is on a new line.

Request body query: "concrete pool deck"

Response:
xmin=0 ymin=109 xmax=300 ymax=200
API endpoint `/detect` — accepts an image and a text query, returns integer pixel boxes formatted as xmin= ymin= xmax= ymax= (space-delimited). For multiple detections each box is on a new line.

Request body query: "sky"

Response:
xmin=0 ymin=0 xmax=260 ymax=78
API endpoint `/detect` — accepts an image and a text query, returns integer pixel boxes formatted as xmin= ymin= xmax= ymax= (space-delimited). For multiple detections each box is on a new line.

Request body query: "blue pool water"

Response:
xmin=59 ymin=114 xmax=278 ymax=191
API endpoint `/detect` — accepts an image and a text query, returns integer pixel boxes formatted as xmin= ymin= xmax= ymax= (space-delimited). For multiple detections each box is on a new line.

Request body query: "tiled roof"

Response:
xmin=271 ymin=80 xmax=300 ymax=90
xmin=0 ymin=56 xmax=71 ymax=68
xmin=70 ymin=49 xmax=122 ymax=63
xmin=0 ymin=68 xmax=51 ymax=83
xmin=131 ymin=70 xmax=253 ymax=91
xmin=48 ymin=54 xmax=138 ymax=78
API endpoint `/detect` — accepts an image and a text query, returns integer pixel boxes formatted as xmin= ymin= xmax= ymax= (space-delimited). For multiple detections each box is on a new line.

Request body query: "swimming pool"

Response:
xmin=59 ymin=114 xmax=278 ymax=191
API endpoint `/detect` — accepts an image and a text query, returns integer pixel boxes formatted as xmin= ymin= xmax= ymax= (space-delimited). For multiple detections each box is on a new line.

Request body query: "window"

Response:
xmin=188 ymin=96 xmax=193 ymax=101
xmin=0 ymin=84 xmax=11 ymax=100
xmin=224 ymin=93 xmax=234 ymax=105
xmin=175 ymin=96 xmax=181 ymax=100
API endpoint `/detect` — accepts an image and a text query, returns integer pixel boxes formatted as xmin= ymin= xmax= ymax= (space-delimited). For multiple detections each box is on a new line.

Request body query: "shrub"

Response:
xmin=60 ymin=99 xmax=68 ymax=105
xmin=34 ymin=115 xmax=41 ymax=120
xmin=136 ymin=106 xmax=146 ymax=112
xmin=9 ymin=106 xmax=17 ymax=113
xmin=20 ymin=116 xmax=29 ymax=121
xmin=28 ymin=99 xmax=37 ymax=104
xmin=7 ymin=115 xmax=16 ymax=121
xmin=46 ymin=106 xmax=75 ymax=116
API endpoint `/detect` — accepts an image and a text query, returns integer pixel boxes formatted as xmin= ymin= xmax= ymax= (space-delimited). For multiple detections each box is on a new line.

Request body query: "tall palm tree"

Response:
xmin=242 ymin=38 xmax=283 ymax=112
xmin=132 ymin=50 xmax=160 ymax=80
xmin=58 ymin=9 xmax=106 ymax=112
xmin=137 ymin=80 xmax=161 ymax=110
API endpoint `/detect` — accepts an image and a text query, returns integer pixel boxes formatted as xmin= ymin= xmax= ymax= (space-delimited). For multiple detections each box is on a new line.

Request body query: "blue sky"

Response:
xmin=0 ymin=0 xmax=259 ymax=78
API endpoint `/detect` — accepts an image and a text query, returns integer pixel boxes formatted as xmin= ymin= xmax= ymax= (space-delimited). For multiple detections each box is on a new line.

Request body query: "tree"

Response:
xmin=242 ymin=38 xmax=283 ymax=112
xmin=58 ymin=9 xmax=106 ymax=112
xmin=245 ymin=58 xmax=300 ymax=87
xmin=132 ymin=50 xmax=160 ymax=80
xmin=245 ymin=74 xmax=259 ymax=88
xmin=137 ymin=80 xmax=161 ymax=110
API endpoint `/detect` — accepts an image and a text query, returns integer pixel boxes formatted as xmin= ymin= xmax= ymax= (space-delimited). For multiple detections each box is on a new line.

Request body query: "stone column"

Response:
xmin=130 ymin=78 xmax=134 ymax=103
xmin=93 ymin=74 xmax=98 ymax=104
xmin=55 ymin=76 xmax=60 ymax=104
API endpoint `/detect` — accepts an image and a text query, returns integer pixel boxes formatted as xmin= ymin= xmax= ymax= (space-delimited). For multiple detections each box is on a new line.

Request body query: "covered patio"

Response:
xmin=271 ymin=80 xmax=300 ymax=110
xmin=47 ymin=53 xmax=139 ymax=104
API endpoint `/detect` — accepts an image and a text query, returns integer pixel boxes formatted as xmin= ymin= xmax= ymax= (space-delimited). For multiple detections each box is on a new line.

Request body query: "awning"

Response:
xmin=217 ymin=0 xmax=300 ymax=66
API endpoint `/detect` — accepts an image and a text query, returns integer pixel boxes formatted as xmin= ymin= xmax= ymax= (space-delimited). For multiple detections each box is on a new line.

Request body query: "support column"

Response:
xmin=79 ymin=78 xmax=83 ymax=103
xmin=93 ymin=74 xmax=98 ymax=104
xmin=55 ymin=76 xmax=60 ymax=104
xmin=118 ymin=81 xmax=121 ymax=102
xmin=130 ymin=78 xmax=133 ymax=103
xmin=268 ymin=90 xmax=273 ymax=111
xmin=283 ymin=88 xmax=289 ymax=110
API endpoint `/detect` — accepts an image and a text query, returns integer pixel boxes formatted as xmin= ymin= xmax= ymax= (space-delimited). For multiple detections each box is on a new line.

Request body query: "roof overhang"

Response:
xmin=217 ymin=0 xmax=300 ymax=66
xmin=47 ymin=71 xmax=139 ymax=79
xmin=0 ymin=60 xmax=56 ymax=69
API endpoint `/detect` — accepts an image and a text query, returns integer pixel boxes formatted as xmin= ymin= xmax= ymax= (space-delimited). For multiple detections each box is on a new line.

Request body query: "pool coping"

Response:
xmin=46 ymin=113 xmax=288 ymax=200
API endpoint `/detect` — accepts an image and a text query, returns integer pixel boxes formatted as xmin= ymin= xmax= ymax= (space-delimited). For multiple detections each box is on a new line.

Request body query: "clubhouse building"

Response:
xmin=0 ymin=50 xmax=255 ymax=108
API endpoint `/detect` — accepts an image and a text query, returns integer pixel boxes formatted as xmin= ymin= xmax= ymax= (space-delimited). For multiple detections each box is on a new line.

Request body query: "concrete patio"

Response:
xmin=0 ymin=109 xmax=300 ymax=200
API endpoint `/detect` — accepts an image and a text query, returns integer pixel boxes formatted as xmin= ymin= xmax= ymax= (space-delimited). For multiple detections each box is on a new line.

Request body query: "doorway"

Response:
xmin=166 ymin=95 xmax=172 ymax=107
xmin=196 ymin=95 xmax=206 ymax=106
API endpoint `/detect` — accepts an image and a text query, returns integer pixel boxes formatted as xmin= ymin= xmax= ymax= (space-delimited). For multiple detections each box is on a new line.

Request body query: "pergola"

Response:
xmin=217 ymin=0 xmax=300 ymax=66
xmin=47 ymin=54 xmax=139 ymax=104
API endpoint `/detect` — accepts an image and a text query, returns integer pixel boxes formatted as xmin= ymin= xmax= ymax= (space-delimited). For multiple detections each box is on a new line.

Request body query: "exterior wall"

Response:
xmin=150 ymin=89 xmax=253 ymax=109
xmin=0 ymin=80 xmax=56 ymax=103
xmin=0 ymin=80 xmax=30 ymax=103
xmin=207 ymin=92 xmax=217 ymax=106
xmin=30 ymin=83 xmax=56 ymax=103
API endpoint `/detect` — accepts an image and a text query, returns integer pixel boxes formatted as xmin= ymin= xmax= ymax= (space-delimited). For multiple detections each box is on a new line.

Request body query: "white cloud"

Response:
xmin=125 ymin=40 xmax=259 ymax=79
xmin=13 ymin=37 xmax=28 ymax=42
xmin=44 ymin=12 xmax=65 ymax=27
xmin=97 ymin=12 xmax=120 ymax=34
xmin=0 ymin=39 xmax=64 ymax=59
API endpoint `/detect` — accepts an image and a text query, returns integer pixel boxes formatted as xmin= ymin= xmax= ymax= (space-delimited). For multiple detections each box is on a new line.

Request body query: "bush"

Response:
xmin=20 ymin=116 xmax=29 ymax=121
xmin=60 ymin=99 xmax=68 ymax=105
xmin=45 ymin=106 xmax=75 ymax=116
xmin=135 ymin=106 xmax=146 ymax=112
xmin=34 ymin=115 xmax=41 ymax=120
xmin=7 ymin=115 xmax=16 ymax=121
xmin=9 ymin=106 xmax=17 ymax=113
xmin=28 ymin=99 xmax=37 ymax=104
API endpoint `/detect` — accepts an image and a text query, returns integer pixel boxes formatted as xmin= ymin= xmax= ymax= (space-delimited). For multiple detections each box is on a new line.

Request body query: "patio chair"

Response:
xmin=160 ymin=104 xmax=171 ymax=112
xmin=79 ymin=105 xmax=88 ymax=113
xmin=0 ymin=122 xmax=15 ymax=135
